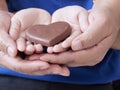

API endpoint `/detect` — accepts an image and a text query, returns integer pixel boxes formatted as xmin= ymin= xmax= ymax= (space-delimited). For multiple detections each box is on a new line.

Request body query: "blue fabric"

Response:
xmin=1 ymin=0 xmax=120 ymax=84
xmin=8 ymin=0 xmax=93 ymax=14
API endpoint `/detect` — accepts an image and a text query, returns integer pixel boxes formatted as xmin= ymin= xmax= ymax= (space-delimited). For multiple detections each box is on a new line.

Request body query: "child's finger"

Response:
xmin=47 ymin=47 xmax=54 ymax=53
xmin=61 ymin=30 xmax=81 ymax=48
xmin=34 ymin=44 xmax=43 ymax=53
xmin=25 ymin=41 xmax=35 ymax=55
xmin=16 ymin=37 xmax=26 ymax=52
xmin=53 ymin=43 xmax=67 ymax=53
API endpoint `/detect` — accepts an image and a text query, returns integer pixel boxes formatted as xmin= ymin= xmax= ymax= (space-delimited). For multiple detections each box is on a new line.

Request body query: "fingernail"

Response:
xmin=40 ymin=64 xmax=50 ymax=70
xmin=62 ymin=41 xmax=68 ymax=48
xmin=72 ymin=40 xmax=82 ymax=51
xmin=59 ymin=69 xmax=70 ymax=76
xmin=40 ymin=57 xmax=48 ymax=62
xmin=8 ymin=47 xmax=15 ymax=57
xmin=59 ymin=72 xmax=70 ymax=76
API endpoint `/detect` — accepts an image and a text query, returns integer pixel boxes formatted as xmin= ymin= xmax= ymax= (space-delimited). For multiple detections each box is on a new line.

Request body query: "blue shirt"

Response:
xmin=0 ymin=0 xmax=120 ymax=84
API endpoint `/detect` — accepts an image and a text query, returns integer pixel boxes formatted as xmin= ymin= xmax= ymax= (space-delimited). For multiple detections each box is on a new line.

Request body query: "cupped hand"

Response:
xmin=36 ymin=7 xmax=119 ymax=67
xmin=38 ymin=32 xmax=115 ymax=67
xmin=71 ymin=7 xmax=119 ymax=51
xmin=9 ymin=8 xmax=51 ymax=55
xmin=0 ymin=51 xmax=69 ymax=76
xmin=47 ymin=6 xmax=89 ymax=53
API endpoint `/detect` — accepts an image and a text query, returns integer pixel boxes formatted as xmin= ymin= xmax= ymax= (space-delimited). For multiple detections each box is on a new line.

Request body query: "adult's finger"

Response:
xmin=0 ymin=30 xmax=17 ymax=57
xmin=0 ymin=53 xmax=70 ymax=76
xmin=0 ymin=55 xmax=49 ymax=74
xmin=72 ymin=14 xmax=113 ymax=51
xmin=40 ymin=51 xmax=72 ymax=64
xmin=40 ymin=30 xmax=117 ymax=67
xmin=31 ymin=64 xmax=70 ymax=76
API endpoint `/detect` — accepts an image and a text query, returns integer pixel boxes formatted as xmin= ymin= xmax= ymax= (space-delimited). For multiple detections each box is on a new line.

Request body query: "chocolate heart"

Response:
xmin=26 ymin=22 xmax=72 ymax=46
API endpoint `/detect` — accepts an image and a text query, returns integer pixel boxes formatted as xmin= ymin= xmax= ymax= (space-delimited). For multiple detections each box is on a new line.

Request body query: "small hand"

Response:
xmin=9 ymin=8 xmax=51 ymax=55
xmin=47 ymin=6 xmax=89 ymax=53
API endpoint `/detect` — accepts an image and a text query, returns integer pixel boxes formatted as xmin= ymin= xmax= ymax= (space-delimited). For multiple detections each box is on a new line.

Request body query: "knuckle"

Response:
xmin=80 ymin=38 xmax=87 ymax=48
xmin=81 ymin=34 xmax=94 ymax=49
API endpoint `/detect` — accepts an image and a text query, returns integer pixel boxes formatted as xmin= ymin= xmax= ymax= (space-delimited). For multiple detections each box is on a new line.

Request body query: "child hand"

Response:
xmin=9 ymin=8 xmax=51 ymax=55
xmin=47 ymin=6 xmax=89 ymax=53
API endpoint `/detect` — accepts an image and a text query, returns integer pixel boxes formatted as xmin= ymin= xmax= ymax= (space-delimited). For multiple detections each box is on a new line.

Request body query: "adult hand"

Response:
xmin=37 ymin=7 xmax=119 ymax=67
xmin=0 ymin=11 xmax=17 ymax=57
xmin=47 ymin=6 xmax=88 ymax=53
xmin=9 ymin=8 xmax=51 ymax=55
xmin=0 ymin=52 xmax=69 ymax=76
xmin=39 ymin=37 xmax=113 ymax=67
xmin=71 ymin=7 xmax=119 ymax=51
xmin=112 ymin=30 xmax=120 ymax=50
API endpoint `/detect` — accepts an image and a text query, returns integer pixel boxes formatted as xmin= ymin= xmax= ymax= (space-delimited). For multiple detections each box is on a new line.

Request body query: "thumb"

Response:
xmin=78 ymin=9 xmax=89 ymax=32
xmin=9 ymin=16 xmax=21 ymax=40
xmin=72 ymin=16 xmax=110 ymax=51
xmin=0 ymin=30 xmax=17 ymax=57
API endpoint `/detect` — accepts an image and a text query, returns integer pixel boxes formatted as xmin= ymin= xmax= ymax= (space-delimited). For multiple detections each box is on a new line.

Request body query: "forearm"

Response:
xmin=93 ymin=0 xmax=120 ymax=25
xmin=112 ymin=30 xmax=120 ymax=49
xmin=0 ymin=0 xmax=8 ymax=11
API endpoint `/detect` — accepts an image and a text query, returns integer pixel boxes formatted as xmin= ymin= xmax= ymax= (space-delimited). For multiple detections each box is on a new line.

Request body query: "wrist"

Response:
xmin=0 ymin=0 xmax=8 ymax=11
xmin=93 ymin=0 xmax=120 ymax=28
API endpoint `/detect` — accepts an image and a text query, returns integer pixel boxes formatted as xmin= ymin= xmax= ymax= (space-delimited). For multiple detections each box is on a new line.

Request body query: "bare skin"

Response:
xmin=31 ymin=2 xmax=120 ymax=67
xmin=0 ymin=1 xmax=69 ymax=76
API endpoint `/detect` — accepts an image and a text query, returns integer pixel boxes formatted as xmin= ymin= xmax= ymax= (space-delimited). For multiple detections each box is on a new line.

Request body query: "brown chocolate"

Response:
xmin=26 ymin=22 xmax=72 ymax=46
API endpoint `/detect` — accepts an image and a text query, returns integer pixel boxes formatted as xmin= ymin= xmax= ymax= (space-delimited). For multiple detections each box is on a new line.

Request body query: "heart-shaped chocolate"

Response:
xmin=26 ymin=22 xmax=72 ymax=46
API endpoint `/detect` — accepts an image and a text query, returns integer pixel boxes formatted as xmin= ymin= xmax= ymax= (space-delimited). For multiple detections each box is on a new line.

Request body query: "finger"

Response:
xmin=1 ymin=55 xmax=50 ymax=73
xmin=72 ymin=19 xmax=111 ymax=50
xmin=15 ymin=60 xmax=50 ymax=73
xmin=10 ymin=8 xmax=51 ymax=40
xmin=32 ymin=64 xmax=70 ymax=76
xmin=53 ymin=43 xmax=67 ymax=53
xmin=25 ymin=44 xmax=35 ymax=55
xmin=78 ymin=10 xmax=89 ymax=32
xmin=47 ymin=47 xmax=54 ymax=53
xmin=68 ymin=33 xmax=117 ymax=66
xmin=0 ymin=30 xmax=17 ymax=57
xmin=39 ymin=31 xmax=117 ymax=67
xmin=19 ymin=60 xmax=50 ymax=73
xmin=61 ymin=30 xmax=81 ymax=48
xmin=40 ymin=52 xmax=71 ymax=64
xmin=16 ymin=37 xmax=26 ymax=52
xmin=9 ymin=16 xmax=21 ymax=40
xmin=27 ymin=54 xmax=42 ymax=60
xmin=34 ymin=44 xmax=43 ymax=53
